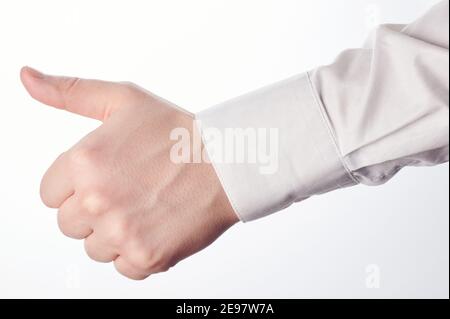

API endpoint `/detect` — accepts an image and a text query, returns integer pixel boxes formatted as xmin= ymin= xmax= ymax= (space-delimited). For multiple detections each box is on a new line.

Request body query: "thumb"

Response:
xmin=20 ymin=66 xmax=141 ymax=121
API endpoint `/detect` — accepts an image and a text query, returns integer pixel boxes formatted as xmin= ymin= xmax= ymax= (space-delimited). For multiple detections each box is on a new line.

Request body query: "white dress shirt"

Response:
xmin=197 ymin=0 xmax=449 ymax=222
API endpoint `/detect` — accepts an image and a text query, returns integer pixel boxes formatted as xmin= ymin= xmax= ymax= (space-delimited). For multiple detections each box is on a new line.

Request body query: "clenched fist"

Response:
xmin=21 ymin=67 xmax=238 ymax=280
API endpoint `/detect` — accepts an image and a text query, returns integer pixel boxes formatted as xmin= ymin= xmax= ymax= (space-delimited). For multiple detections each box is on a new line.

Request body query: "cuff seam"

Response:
xmin=306 ymin=72 xmax=360 ymax=187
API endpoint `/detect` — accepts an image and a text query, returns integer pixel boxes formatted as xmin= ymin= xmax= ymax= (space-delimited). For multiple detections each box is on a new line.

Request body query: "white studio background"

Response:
xmin=0 ymin=0 xmax=448 ymax=298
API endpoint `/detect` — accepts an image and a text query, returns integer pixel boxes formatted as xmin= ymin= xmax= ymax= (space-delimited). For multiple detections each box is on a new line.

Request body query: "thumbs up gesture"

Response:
xmin=21 ymin=67 xmax=238 ymax=280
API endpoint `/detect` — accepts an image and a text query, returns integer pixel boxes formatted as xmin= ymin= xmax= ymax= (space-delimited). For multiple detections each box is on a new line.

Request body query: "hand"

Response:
xmin=21 ymin=67 xmax=239 ymax=280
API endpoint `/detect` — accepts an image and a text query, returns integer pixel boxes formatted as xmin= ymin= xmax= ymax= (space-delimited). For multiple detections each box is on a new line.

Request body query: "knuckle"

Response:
xmin=114 ymin=259 xmax=149 ymax=281
xmin=69 ymin=147 xmax=101 ymax=168
xmin=62 ymin=77 xmax=81 ymax=94
xmin=79 ymin=191 xmax=110 ymax=216
xmin=129 ymin=247 xmax=169 ymax=274
xmin=129 ymin=248 xmax=153 ymax=270
xmin=124 ymin=269 xmax=149 ymax=281
xmin=117 ymin=81 xmax=147 ymax=102
xmin=119 ymin=81 xmax=141 ymax=92
xmin=154 ymin=255 xmax=173 ymax=273
xmin=107 ymin=215 xmax=131 ymax=246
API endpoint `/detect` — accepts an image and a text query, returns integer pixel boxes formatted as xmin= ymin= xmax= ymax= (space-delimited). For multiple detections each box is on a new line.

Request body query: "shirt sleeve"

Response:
xmin=196 ymin=0 xmax=449 ymax=222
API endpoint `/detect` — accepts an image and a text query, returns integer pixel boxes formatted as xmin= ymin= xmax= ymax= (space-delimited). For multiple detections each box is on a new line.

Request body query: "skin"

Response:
xmin=20 ymin=66 xmax=239 ymax=280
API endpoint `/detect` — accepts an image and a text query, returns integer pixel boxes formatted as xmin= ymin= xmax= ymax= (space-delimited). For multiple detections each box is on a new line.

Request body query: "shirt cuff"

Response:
xmin=196 ymin=73 xmax=358 ymax=222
